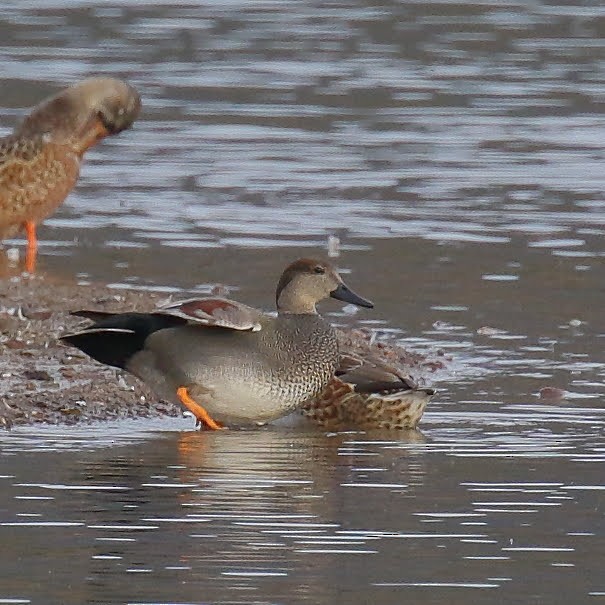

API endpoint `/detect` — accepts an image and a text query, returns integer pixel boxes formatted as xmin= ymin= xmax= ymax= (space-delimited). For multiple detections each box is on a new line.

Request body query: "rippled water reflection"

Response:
xmin=1 ymin=420 xmax=605 ymax=604
xmin=1 ymin=0 xmax=604 ymax=268
xmin=1 ymin=0 xmax=605 ymax=603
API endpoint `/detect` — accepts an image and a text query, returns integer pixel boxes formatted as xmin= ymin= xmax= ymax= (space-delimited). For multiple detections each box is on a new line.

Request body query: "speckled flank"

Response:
xmin=134 ymin=313 xmax=340 ymax=426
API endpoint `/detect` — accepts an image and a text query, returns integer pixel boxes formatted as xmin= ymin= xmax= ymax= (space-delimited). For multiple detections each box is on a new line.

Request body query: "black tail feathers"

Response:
xmin=61 ymin=311 xmax=185 ymax=369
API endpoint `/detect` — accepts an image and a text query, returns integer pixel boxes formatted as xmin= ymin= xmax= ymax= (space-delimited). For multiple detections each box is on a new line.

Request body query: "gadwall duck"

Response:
xmin=302 ymin=347 xmax=434 ymax=430
xmin=0 ymin=77 xmax=141 ymax=271
xmin=61 ymin=258 xmax=373 ymax=430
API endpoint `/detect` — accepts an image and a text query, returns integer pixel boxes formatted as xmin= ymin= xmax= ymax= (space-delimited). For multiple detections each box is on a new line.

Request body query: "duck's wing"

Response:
xmin=336 ymin=350 xmax=419 ymax=392
xmin=336 ymin=351 xmax=365 ymax=374
xmin=158 ymin=297 xmax=263 ymax=332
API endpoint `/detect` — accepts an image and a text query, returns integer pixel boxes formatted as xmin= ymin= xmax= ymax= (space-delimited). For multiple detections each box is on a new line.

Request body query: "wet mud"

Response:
xmin=0 ymin=273 xmax=180 ymax=428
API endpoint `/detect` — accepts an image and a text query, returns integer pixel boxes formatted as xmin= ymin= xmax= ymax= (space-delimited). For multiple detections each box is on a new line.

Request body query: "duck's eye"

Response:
xmin=313 ymin=265 xmax=325 ymax=274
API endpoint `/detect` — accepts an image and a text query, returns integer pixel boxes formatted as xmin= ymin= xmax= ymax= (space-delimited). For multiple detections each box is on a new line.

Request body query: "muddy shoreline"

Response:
xmin=0 ymin=272 xmax=443 ymax=429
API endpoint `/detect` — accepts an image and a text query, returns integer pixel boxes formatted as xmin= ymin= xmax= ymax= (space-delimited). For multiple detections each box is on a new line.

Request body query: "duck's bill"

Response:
xmin=330 ymin=283 xmax=374 ymax=309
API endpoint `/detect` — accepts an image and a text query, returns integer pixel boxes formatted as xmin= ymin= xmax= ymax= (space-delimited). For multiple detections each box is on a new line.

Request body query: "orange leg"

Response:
xmin=24 ymin=221 xmax=37 ymax=273
xmin=176 ymin=386 xmax=224 ymax=431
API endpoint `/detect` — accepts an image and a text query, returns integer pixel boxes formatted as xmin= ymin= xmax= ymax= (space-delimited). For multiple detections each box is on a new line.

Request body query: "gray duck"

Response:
xmin=61 ymin=258 xmax=373 ymax=429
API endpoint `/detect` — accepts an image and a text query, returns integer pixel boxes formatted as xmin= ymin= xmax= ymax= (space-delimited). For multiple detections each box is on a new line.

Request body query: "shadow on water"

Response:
xmin=1 ymin=0 xmax=605 ymax=603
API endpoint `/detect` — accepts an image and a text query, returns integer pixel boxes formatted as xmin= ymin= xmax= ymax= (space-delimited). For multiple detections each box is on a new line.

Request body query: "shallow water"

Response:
xmin=1 ymin=1 xmax=605 ymax=603
xmin=2 ymin=418 xmax=605 ymax=604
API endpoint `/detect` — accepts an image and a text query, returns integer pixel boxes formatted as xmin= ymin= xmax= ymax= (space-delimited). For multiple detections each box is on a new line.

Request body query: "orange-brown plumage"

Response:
xmin=301 ymin=376 xmax=434 ymax=431
xmin=301 ymin=329 xmax=435 ymax=431
xmin=0 ymin=77 xmax=141 ymax=270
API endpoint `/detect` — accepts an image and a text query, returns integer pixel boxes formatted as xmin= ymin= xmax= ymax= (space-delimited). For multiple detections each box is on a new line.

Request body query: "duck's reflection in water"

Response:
xmin=161 ymin=427 xmax=429 ymax=601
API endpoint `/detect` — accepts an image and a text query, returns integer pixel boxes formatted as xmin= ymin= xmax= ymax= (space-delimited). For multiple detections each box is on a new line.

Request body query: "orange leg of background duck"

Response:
xmin=176 ymin=386 xmax=224 ymax=430
xmin=24 ymin=221 xmax=37 ymax=273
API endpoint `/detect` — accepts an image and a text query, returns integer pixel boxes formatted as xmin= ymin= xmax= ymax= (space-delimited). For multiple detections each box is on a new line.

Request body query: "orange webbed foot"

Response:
xmin=176 ymin=386 xmax=225 ymax=431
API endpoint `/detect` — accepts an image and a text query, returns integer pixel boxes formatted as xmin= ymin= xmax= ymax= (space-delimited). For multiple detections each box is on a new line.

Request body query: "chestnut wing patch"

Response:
xmin=160 ymin=297 xmax=262 ymax=331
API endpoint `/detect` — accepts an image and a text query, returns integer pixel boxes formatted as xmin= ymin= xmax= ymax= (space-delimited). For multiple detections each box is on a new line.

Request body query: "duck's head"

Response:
xmin=17 ymin=77 xmax=141 ymax=153
xmin=276 ymin=258 xmax=373 ymax=314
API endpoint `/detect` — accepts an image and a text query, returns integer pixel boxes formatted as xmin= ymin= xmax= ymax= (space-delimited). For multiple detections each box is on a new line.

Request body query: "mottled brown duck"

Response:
xmin=0 ymin=77 xmax=141 ymax=271
xmin=301 ymin=344 xmax=434 ymax=430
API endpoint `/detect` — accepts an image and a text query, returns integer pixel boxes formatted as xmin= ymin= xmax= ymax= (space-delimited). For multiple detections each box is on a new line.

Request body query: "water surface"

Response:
xmin=2 ymin=418 xmax=605 ymax=604
xmin=1 ymin=1 xmax=605 ymax=603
